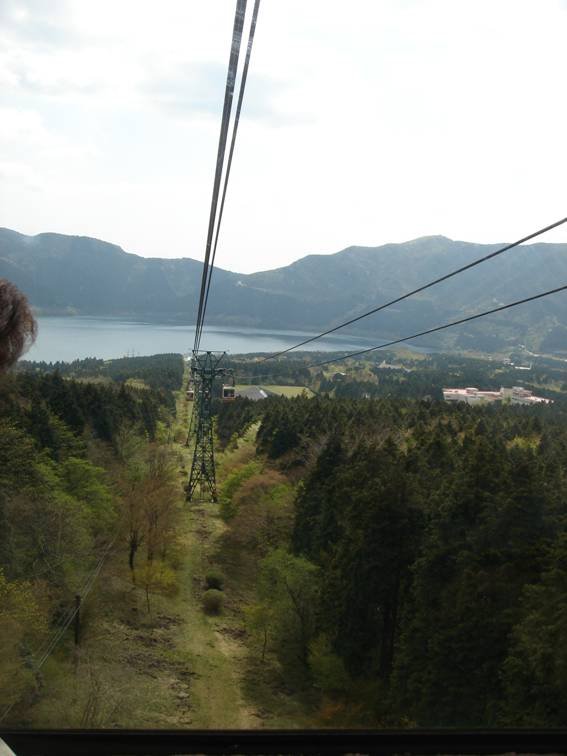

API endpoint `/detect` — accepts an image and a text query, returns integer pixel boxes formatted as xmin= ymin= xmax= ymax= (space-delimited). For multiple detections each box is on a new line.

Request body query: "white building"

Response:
xmin=442 ymin=386 xmax=551 ymax=406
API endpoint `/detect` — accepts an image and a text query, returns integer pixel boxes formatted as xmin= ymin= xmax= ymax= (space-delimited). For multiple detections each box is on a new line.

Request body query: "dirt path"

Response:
xmin=170 ymin=499 xmax=261 ymax=729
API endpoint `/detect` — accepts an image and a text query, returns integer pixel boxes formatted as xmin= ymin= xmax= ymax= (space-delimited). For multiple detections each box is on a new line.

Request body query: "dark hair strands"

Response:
xmin=0 ymin=279 xmax=37 ymax=371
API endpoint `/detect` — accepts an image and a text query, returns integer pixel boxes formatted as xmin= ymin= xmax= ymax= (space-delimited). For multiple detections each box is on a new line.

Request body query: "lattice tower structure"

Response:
xmin=186 ymin=351 xmax=229 ymax=502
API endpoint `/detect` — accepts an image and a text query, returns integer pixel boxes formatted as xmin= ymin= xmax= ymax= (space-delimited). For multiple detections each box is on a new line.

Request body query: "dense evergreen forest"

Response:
xmin=217 ymin=393 xmax=567 ymax=727
xmin=232 ymin=398 xmax=567 ymax=726
xmin=19 ymin=353 xmax=185 ymax=409
xmin=0 ymin=355 xmax=183 ymax=718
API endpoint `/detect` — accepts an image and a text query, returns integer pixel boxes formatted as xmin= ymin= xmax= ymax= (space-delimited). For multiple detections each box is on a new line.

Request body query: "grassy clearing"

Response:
xmin=265 ymin=385 xmax=314 ymax=398
xmin=236 ymin=384 xmax=314 ymax=398
xmin=125 ymin=378 xmax=150 ymax=390
xmin=73 ymin=375 xmax=114 ymax=386
xmin=215 ymin=422 xmax=258 ymax=483
xmin=27 ymin=554 xmax=196 ymax=728
xmin=175 ymin=413 xmax=310 ymax=728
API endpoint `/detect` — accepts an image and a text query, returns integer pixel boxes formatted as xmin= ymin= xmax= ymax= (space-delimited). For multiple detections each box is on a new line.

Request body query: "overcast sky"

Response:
xmin=1 ymin=0 xmax=566 ymax=273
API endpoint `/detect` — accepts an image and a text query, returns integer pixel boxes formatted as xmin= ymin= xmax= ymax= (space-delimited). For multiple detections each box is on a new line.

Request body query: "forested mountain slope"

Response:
xmin=2 ymin=227 xmax=567 ymax=352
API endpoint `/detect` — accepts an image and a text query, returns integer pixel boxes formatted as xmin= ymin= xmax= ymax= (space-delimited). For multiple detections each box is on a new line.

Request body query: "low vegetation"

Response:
xmin=204 ymin=570 xmax=225 ymax=591
xmin=202 ymin=589 xmax=224 ymax=615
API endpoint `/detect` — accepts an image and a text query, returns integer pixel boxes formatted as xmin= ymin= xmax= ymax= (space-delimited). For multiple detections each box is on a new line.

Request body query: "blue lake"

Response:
xmin=26 ymin=317 xmax=432 ymax=362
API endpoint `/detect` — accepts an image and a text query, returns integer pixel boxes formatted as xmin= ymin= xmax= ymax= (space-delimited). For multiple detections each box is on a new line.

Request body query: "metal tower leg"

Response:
xmin=186 ymin=350 xmax=229 ymax=503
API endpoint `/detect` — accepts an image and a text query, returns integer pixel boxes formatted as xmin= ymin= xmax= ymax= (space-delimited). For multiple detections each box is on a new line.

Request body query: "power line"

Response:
xmin=33 ymin=545 xmax=111 ymax=671
xmin=0 ymin=535 xmax=118 ymax=725
xmin=8 ymin=553 xmax=100 ymax=682
xmin=180 ymin=275 xmax=567 ymax=394
xmin=259 ymin=216 xmax=567 ymax=362
xmin=308 ymin=282 xmax=567 ymax=369
xmin=194 ymin=0 xmax=247 ymax=352
xmin=198 ymin=0 xmax=261 ymax=351
xmin=228 ymin=280 xmax=567 ymax=379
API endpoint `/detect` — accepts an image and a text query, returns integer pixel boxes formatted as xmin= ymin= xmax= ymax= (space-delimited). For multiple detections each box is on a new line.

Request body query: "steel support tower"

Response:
xmin=186 ymin=350 xmax=228 ymax=503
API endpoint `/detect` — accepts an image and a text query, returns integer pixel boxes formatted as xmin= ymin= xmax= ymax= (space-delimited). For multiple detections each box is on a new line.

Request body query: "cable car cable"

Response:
xmin=229 ymin=280 xmax=567 ymax=383
xmin=308 ymin=281 xmax=567 ymax=369
xmin=195 ymin=0 xmax=247 ymax=350
xmin=194 ymin=0 xmax=247 ymax=352
xmin=198 ymin=0 xmax=261 ymax=351
xmin=259 ymin=216 xmax=567 ymax=362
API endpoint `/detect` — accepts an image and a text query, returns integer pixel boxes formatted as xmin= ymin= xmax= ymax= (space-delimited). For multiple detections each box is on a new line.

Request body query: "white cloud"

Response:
xmin=0 ymin=159 xmax=42 ymax=189
xmin=0 ymin=0 xmax=566 ymax=274
xmin=0 ymin=106 xmax=45 ymax=142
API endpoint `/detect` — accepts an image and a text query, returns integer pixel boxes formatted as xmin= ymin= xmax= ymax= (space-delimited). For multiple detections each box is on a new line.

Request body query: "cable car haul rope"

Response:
xmin=186 ymin=0 xmax=260 ymax=502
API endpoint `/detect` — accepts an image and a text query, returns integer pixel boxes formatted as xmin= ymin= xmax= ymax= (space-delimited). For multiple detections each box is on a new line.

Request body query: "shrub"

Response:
xmin=174 ymin=428 xmax=186 ymax=444
xmin=203 ymin=589 xmax=224 ymax=615
xmin=134 ymin=560 xmax=177 ymax=615
xmin=308 ymin=634 xmax=351 ymax=695
xmin=219 ymin=461 xmax=261 ymax=521
xmin=205 ymin=569 xmax=225 ymax=590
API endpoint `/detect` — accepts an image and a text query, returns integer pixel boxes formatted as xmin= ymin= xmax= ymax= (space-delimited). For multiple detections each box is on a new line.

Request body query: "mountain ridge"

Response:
xmin=2 ymin=226 xmax=567 ymax=353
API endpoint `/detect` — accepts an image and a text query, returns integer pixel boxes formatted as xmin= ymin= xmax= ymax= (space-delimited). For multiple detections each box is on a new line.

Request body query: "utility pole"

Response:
xmin=186 ymin=350 xmax=231 ymax=503
xmin=74 ymin=595 xmax=81 ymax=646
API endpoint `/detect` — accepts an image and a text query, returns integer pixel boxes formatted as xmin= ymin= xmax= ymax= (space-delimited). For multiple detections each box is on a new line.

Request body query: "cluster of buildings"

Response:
xmin=442 ymin=386 xmax=552 ymax=406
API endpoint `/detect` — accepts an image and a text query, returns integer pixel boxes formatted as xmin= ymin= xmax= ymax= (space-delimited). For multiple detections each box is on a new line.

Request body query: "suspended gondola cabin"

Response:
xmin=222 ymin=385 xmax=236 ymax=402
xmin=186 ymin=386 xmax=195 ymax=401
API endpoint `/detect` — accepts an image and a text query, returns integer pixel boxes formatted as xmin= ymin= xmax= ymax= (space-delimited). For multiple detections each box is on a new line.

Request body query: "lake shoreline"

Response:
xmin=27 ymin=316 xmax=437 ymax=363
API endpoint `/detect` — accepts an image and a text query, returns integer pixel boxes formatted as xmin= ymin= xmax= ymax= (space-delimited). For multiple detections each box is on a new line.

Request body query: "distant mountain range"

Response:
xmin=2 ymin=226 xmax=567 ymax=354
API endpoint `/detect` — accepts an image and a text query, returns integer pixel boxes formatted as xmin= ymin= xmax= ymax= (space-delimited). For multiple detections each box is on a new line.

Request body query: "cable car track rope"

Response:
xmin=259 ymin=216 xmax=567 ymax=363
xmin=224 ymin=280 xmax=567 ymax=385
xmin=307 ymin=281 xmax=567 ymax=367
xmin=199 ymin=0 xmax=261 ymax=351
xmin=193 ymin=0 xmax=247 ymax=353
xmin=194 ymin=0 xmax=260 ymax=353
xmin=187 ymin=0 xmax=260 ymax=502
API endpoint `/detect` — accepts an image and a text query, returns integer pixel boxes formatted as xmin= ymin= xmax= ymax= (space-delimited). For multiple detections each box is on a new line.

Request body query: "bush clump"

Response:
xmin=308 ymin=634 xmax=351 ymax=694
xmin=203 ymin=589 xmax=224 ymax=615
xmin=219 ymin=461 xmax=261 ymax=521
xmin=205 ymin=569 xmax=225 ymax=591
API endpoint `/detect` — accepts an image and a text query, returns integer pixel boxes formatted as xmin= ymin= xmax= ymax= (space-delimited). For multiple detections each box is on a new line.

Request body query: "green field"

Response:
xmin=236 ymin=384 xmax=314 ymax=398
